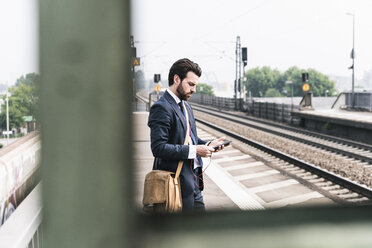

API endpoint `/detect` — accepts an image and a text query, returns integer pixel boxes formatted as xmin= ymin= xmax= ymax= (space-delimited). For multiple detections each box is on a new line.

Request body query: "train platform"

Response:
xmin=133 ymin=112 xmax=335 ymax=211
xmin=292 ymin=108 xmax=372 ymax=144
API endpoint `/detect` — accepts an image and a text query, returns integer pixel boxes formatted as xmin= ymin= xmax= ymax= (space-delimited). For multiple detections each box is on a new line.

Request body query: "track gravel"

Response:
xmin=195 ymin=111 xmax=372 ymax=188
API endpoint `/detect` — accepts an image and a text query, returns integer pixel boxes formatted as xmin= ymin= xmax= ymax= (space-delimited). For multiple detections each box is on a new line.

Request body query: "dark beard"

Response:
xmin=177 ymin=83 xmax=190 ymax=101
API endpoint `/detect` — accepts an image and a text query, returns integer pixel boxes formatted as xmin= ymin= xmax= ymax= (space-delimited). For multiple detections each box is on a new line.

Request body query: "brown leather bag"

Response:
xmin=143 ymin=102 xmax=190 ymax=213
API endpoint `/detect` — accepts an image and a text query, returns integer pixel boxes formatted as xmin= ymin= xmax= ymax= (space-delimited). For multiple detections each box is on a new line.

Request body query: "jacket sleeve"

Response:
xmin=197 ymin=136 xmax=207 ymax=145
xmin=148 ymin=102 xmax=189 ymax=160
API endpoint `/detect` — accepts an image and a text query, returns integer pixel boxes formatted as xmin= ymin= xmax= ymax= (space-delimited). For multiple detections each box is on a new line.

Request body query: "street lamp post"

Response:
xmin=346 ymin=12 xmax=355 ymax=108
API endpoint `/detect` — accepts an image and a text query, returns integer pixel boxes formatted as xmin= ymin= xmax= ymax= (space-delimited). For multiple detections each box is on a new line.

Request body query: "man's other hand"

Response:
xmin=196 ymin=145 xmax=215 ymax=157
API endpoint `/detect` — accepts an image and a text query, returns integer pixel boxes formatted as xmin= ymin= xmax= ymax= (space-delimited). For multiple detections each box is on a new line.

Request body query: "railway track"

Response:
xmin=192 ymin=103 xmax=372 ymax=163
xmin=192 ymin=104 xmax=372 ymax=205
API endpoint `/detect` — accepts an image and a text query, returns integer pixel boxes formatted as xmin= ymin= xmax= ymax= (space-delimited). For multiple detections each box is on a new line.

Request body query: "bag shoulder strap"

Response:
xmin=152 ymin=101 xmax=190 ymax=176
xmin=175 ymin=101 xmax=190 ymax=179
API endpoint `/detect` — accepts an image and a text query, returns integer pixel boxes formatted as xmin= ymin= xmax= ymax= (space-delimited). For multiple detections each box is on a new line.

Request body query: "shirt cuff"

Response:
xmin=188 ymin=145 xmax=197 ymax=159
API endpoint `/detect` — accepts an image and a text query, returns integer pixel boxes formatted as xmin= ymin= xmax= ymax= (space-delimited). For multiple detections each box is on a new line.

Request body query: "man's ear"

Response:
xmin=174 ymin=74 xmax=181 ymax=85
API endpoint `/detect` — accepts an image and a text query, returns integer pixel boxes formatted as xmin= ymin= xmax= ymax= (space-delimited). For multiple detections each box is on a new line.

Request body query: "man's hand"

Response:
xmin=209 ymin=137 xmax=228 ymax=152
xmin=196 ymin=145 xmax=215 ymax=157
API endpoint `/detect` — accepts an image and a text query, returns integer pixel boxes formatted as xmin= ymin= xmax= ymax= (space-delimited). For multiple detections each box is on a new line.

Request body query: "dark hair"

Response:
xmin=168 ymin=58 xmax=202 ymax=86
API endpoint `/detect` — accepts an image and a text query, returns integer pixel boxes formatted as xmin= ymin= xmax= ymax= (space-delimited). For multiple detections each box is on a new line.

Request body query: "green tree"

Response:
xmin=306 ymin=68 xmax=336 ymax=97
xmin=245 ymin=66 xmax=337 ymax=98
xmin=15 ymin=73 xmax=40 ymax=87
xmin=264 ymin=88 xmax=282 ymax=97
xmin=0 ymin=102 xmax=24 ymax=130
xmin=244 ymin=66 xmax=282 ymax=97
xmin=0 ymin=73 xmax=40 ymax=130
xmin=196 ymin=83 xmax=214 ymax=96
xmin=13 ymin=72 xmax=40 ymax=117
xmin=282 ymin=66 xmax=303 ymax=97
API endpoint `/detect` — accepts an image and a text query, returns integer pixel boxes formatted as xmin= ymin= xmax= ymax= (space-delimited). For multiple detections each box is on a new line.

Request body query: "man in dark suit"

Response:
xmin=148 ymin=58 xmax=226 ymax=211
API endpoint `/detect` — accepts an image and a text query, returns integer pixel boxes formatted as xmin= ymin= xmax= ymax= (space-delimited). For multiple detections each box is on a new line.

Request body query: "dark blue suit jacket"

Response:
xmin=148 ymin=90 xmax=207 ymax=204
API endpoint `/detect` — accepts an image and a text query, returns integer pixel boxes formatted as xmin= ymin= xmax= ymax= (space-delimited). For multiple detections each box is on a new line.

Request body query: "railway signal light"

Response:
xmin=154 ymin=84 xmax=161 ymax=92
xmin=242 ymin=47 xmax=247 ymax=67
xmin=302 ymin=83 xmax=310 ymax=92
xmin=302 ymin=72 xmax=309 ymax=82
xmin=154 ymin=74 xmax=161 ymax=83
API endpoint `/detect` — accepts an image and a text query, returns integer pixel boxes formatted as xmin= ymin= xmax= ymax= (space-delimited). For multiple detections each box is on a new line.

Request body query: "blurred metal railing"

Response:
xmin=345 ymin=92 xmax=372 ymax=110
xmin=189 ymin=94 xmax=298 ymax=124
xmin=189 ymin=94 xmax=238 ymax=110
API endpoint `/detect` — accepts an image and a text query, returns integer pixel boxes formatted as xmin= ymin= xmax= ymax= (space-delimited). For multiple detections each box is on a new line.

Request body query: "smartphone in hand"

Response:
xmin=213 ymin=140 xmax=231 ymax=151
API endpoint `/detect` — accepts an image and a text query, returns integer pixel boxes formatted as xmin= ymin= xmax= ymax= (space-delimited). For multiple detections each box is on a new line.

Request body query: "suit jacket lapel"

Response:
xmin=164 ymin=91 xmax=187 ymax=131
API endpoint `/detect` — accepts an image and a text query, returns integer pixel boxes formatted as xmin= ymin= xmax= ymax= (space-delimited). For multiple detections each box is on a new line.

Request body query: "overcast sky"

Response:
xmin=131 ymin=0 xmax=372 ymax=95
xmin=1 ymin=1 xmax=371 ymax=94
xmin=0 ymin=0 xmax=38 ymax=86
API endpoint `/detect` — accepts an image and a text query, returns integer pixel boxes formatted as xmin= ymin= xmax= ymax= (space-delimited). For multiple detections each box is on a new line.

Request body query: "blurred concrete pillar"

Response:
xmin=39 ymin=0 xmax=133 ymax=247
